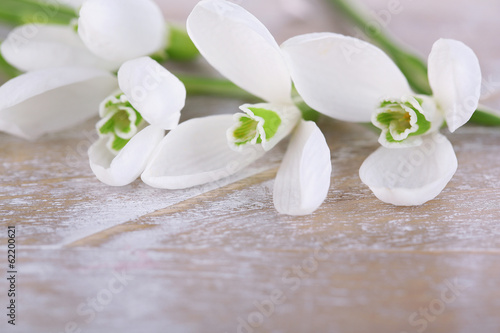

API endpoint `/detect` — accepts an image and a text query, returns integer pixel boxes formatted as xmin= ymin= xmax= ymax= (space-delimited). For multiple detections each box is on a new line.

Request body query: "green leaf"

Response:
xmin=0 ymin=0 xmax=77 ymax=26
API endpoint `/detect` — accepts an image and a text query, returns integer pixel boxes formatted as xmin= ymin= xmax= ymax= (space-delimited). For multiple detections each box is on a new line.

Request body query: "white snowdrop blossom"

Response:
xmin=0 ymin=0 xmax=170 ymax=139
xmin=88 ymin=57 xmax=186 ymax=186
xmin=282 ymin=33 xmax=482 ymax=205
xmin=140 ymin=0 xmax=332 ymax=216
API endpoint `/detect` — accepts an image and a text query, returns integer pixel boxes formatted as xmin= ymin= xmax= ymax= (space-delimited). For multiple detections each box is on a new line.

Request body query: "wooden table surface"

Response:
xmin=1 ymin=1 xmax=500 ymax=332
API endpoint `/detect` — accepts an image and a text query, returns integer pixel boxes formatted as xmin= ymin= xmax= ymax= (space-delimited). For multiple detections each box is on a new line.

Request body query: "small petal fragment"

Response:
xmin=118 ymin=57 xmax=185 ymax=130
xmin=187 ymin=0 xmax=292 ymax=104
xmin=281 ymin=33 xmax=412 ymax=122
xmin=78 ymin=0 xmax=167 ymax=63
xmin=142 ymin=115 xmax=265 ymax=189
xmin=428 ymin=39 xmax=482 ymax=132
xmin=359 ymin=133 xmax=457 ymax=206
xmin=1 ymin=24 xmax=118 ymax=72
xmin=0 ymin=67 xmax=117 ymax=140
xmin=89 ymin=125 xmax=164 ymax=186
xmin=273 ymin=120 xmax=332 ymax=215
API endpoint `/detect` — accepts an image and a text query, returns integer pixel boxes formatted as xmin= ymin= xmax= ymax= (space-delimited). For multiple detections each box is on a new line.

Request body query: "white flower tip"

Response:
xmin=142 ymin=115 xmax=265 ymax=189
xmin=428 ymin=38 xmax=481 ymax=133
xmin=78 ymin=0 xmax=167 ymax=63
xmin=359 ymin=133 xmax=458 ymax=206
xmin=89 ymin=125 xmax=164 ymax=186
xmin=281 ymin=32 xmax=412 ymax=122
xmin=273 ymin=120 xmax=331 ymax=215
xmin=187 ymin=0 xmax=292 ymax=104
xmin=118 ymin=57 xmax=186 ymax=130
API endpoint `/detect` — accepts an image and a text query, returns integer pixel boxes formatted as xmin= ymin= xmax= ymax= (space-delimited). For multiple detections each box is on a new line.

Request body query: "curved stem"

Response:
xmin=177 ymin=75 xmax=260 ymax=101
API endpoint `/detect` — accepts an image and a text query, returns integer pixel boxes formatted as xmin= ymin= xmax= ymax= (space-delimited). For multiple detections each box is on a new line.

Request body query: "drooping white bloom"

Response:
xmin=140 ymin=0 xmax=332 ymax=216
xmin=0 ymin=67 xmax=117 ymax=139
xmin=282 ymin=33 xmax=482 ymax=205
xmin=78 ymin=0 xmax=168 ymax=64
xmin=88 ymin=57 xmax=186 ymax=186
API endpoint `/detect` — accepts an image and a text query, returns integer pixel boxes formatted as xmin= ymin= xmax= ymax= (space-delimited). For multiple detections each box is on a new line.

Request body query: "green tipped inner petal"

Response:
xmin=249 ymin=107 xmax=281 ymax=141
xmin=374 ymin=97 xmax=431 ymax=144
xmin=233 ymin=116 xmax=259 ymax=146
xmin=97 ymin=92 xmax=144 ymax=155
xmin=232 ymin=107 xmax=282 ymax=147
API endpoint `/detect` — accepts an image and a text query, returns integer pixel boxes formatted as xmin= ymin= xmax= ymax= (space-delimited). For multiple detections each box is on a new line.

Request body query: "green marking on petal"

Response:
xmin=231 ymin=107 xmax=282 ymax=147
xmin=233 ymin=116 xmax=259 ymax=146
xmin=374 ymin=97 xmax=431 ymax=143
xmin=111 ymin=135 xmax=129 ymax=152
xmin=248 ymin=107 xmax=281 ymax=141
xmin=96 ymin=92 xmax=145 ymax=155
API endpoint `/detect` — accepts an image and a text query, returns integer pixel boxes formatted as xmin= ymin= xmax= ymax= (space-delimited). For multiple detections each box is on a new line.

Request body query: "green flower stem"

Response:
xmin=470 ymin=105 xmax=500 ymax=126
xmin=177 ymin=75 xmax=320 ymax=121
xmin=0 ymin=0 xmax=77 ymax=26
xmin=326 ymin=0 xmax=500 ymax=126
xmin=165 ymin=25 xmax=200 ymax=62
xmin=177 ymin=75 xmax=260 ymax=101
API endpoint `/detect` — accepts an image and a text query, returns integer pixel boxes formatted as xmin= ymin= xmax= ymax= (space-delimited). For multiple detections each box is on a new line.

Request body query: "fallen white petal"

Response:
xmin=118 ymin=57 xmax=185 ymax=130
xmin=281 ymin=33 xmax=412 ymax=122
xmin=0 ymin=67 xmax=117 ymax=140
xmin=1 ymin=24 xmax=118 ymax=72
xmin=89 ymin=125 xmax=164 ymax=186
xmin=273 ymin=120 xmax=331 ymax=215
xmin=187 ymin=0 xmax=292 ymax=104
xmin=142 ymin=115 xmax=265 ymax=189
xmin=78 ymin=0 xmax=167 ymax=63
xmin=428 ymin=38 xmax=482 ymax=132
xmin=359 ymin=133 xmax=458 ymax=206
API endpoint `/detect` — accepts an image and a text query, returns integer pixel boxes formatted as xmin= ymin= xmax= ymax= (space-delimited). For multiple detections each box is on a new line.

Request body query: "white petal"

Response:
xmin=428 ymin=39 xmax=482 ymax=132
xmin=89 ymin=125 xmax=164 ymax=186
xmin=281 ymin=33 xmax=412 ymax=122
xmin=1 ymin=24 xmax=118 ymax=72
xmin=273 ymin=120 xmax=331 ymax=215
xmin=142 ymin=115 xmax=265 ymax=189
xmin=0 ymin=67 xmax=117 ymax=140
xmin=78 ymin=0 xmax=167 ymax=63
xmin=118 ymin=57 xmax=186 ymax=130
xmin=359 ymin=133 xmax=457 ymax=206
xmin=187 ymin=0 xmax=291 ymax=104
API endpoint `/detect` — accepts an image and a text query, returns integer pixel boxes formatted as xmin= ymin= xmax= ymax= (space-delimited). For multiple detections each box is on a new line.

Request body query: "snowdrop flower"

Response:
xmin=88 ymin=57 xmax=186 ymax=186
xmin=140 ymin=0 xmax=332 ymax=215
xmin=0 ymin=0 xmax=183 ymax=140
xmin=282 ymin=33 xmax=481 ymax=205
xmin=0 ymin=67 xmax=117 ymax=139
xmin=1 ymin=0 xmax=168 ymax=72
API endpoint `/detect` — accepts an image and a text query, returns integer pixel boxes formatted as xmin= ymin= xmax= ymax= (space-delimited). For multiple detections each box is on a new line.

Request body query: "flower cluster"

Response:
xmin=0 ymin=0 xmax=485 ymax=215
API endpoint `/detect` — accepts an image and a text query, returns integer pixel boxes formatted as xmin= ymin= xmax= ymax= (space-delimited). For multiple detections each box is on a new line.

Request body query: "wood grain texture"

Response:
xmin=1 ymin=0 xmax=500 ymax=332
